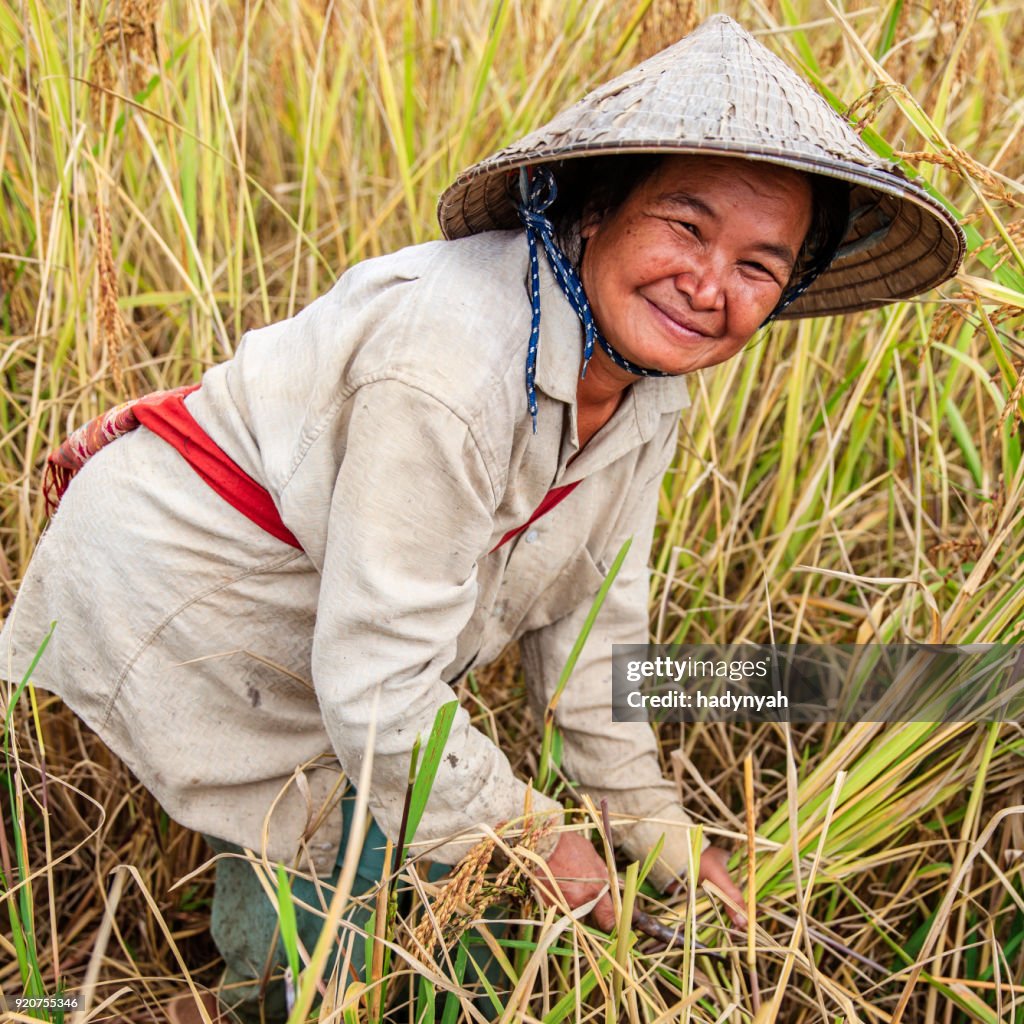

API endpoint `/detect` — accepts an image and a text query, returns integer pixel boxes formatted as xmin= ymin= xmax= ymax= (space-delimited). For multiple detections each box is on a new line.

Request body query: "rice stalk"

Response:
xmin=3 ymin=0 xmax=1024 ymax=1020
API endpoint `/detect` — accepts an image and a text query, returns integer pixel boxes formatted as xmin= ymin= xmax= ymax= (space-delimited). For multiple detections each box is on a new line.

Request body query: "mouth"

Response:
xmin=644 ymin=298 xmax=714 ymax=340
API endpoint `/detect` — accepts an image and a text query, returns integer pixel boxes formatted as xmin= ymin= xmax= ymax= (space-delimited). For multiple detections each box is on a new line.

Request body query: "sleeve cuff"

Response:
xmin=613 ymin=809 xmax=711 ymax=892
xmin=417 ymin=787 xmax=564 ymax=867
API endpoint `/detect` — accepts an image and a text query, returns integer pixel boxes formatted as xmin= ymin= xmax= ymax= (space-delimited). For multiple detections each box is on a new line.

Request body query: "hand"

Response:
xmin=697 ymin=845 xmax=747 ymax=928
xmin=665 ymin=846 xmax=748 ymax=927
xmin=536 ymin=831 xmax=616 ymax=931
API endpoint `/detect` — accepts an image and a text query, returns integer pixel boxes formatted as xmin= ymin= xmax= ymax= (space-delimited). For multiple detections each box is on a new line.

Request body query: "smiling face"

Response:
xmin=579 ymin=155 xmax=814 ymax=378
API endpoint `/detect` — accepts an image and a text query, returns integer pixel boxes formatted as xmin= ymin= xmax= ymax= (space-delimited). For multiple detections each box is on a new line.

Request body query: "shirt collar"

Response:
xmin=528 ymin=241 xmax=692 ymax=431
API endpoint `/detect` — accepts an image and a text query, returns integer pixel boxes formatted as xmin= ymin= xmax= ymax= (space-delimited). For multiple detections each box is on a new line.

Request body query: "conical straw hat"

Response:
xmin=437 ymin=15 xmax=964 ymax=319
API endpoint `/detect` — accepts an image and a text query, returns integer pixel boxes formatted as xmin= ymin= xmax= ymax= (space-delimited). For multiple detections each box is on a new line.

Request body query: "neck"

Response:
xmin=575 ymin=345 xmax=635 ymax=446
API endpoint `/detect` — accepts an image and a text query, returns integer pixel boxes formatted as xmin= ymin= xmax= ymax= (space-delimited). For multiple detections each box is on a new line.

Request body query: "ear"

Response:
xmin=579 ymin=205 xmax=605 ymax=240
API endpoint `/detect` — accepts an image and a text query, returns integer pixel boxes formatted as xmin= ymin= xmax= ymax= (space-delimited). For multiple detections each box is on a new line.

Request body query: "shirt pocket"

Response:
xmin=516 ymin=543 xmax=607 ymax=635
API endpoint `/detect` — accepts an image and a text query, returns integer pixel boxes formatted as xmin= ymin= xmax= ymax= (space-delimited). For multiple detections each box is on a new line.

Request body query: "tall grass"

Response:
xmin=2 ymin=0 xmax=1023 ymax=1021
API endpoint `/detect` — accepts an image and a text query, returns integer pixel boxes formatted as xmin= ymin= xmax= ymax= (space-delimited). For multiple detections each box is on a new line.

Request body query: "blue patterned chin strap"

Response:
xmin=515 ymin=166 xmax=668 ymax=432
xmin=764 ymin=192 xmax=881 ymax=324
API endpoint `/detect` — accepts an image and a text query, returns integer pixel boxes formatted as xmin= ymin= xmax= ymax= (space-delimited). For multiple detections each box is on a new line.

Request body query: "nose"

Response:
xmin=674 ymin=257 xmax=726 ymax=311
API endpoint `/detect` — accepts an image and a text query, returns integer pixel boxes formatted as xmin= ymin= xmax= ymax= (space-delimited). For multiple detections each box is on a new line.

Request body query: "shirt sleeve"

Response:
xmin=296 ymin=379 xmax=562 ymax=865
xmin=519 ymin=433 xmax=707 ymax=891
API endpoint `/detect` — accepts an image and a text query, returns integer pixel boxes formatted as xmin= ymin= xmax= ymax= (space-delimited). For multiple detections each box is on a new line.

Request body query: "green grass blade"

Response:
xmin=538 ymin=537 xmax=632 ymax=792
xmin=275 ymin=864 xmax=301 ymax=996
xmin=3 ymin=622 xmax=55 ymax=744
xmin=401 ymin=700 xmax=459 ymax=861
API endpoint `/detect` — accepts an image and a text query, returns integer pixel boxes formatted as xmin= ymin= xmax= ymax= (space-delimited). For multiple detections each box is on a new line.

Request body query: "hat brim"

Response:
xmin=437 ymin=144 xmax=965 ymax=320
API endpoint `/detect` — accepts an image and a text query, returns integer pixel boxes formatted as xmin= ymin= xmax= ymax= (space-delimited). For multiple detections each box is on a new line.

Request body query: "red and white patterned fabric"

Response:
xmin=43 ymin=384 xmax=200 ymax=516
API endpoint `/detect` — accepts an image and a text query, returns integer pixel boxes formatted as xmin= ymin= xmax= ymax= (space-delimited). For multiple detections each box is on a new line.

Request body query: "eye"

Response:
xmin=674 ymin=220 xmax=700 ymax=238
xmin=742 ymin=261 xmax=782 ymax=285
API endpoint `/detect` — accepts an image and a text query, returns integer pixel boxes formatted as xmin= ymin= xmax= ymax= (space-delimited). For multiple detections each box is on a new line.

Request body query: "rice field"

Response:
xmin=2 ymin=0 xmax=1023 ymax=1021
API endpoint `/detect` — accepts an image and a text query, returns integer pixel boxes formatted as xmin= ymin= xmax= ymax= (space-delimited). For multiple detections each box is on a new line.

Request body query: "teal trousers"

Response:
xmin=205 ymin=793 xmax=504 ymax=1023
xmin=206 ymin=791 xmax=394 ymax=1022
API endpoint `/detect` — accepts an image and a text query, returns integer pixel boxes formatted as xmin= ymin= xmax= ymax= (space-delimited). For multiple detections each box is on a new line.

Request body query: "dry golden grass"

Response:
xmin=2 ymin=0 xmax=1023 ymax=1021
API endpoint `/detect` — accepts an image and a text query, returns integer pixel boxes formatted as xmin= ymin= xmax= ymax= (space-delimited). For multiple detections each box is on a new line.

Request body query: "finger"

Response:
xmin=718 ymin=887 xmax=748 ymax=929
xmin=708 ymin=863 xmax=743 ymax=904
xmin=591 ymin=891 xmax=616 ymax=933
xmin=697 ymin=846 xmax=729 ymax=878
xmin=700 ymin=851 xmax=749 ymax=927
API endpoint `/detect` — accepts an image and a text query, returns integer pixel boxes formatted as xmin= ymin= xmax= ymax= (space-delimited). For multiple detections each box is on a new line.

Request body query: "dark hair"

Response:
xmin=547 ymin=155 xmax=664 ymax=262
xmin=782 ymin=172 xmax=850 ymax=314
xmin=545 ymin=154 xmax=850 ymax=309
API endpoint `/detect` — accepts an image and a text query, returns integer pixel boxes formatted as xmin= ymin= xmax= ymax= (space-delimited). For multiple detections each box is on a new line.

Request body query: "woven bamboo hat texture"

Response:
xmin=437 ymin=15 xmax=965 ymax=318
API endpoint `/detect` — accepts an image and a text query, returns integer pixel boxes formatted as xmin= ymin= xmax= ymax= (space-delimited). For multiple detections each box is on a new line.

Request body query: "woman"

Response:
xmin=1 ymin=15 xmax=962 ymax=1023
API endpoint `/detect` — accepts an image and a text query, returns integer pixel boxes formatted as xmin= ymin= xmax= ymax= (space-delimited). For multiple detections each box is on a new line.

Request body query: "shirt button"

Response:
xmin=525 ymin=529 xmax=539 ymax=544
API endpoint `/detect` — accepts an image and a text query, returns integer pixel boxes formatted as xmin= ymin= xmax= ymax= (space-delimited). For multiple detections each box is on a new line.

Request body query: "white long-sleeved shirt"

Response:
xmin=2 ymin=229 xmax=700 ymax=885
